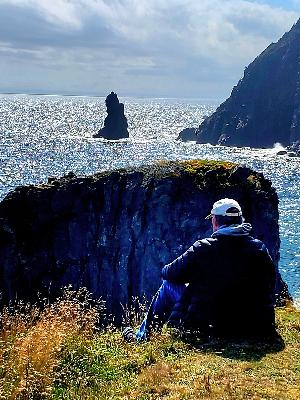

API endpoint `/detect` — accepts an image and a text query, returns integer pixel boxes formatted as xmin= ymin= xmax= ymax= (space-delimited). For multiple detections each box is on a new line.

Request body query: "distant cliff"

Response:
xmin=179 ymin=19 xmax=300 ymax=148
xmin=0 ymin=161 xmax=288 ymax=320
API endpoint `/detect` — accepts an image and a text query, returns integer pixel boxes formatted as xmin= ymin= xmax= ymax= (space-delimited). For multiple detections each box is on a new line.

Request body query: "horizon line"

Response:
xmin=0 ymin=91 xmax=224 ymax=102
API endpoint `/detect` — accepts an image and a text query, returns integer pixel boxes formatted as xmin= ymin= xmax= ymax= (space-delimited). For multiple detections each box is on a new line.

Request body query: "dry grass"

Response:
xmin=121 ymin=296 xmax=149 ymax=328
xmin=0 ymin=291 xmax=299 ymax=400
xmin=0 ymin=288 xmax=102 ymax=399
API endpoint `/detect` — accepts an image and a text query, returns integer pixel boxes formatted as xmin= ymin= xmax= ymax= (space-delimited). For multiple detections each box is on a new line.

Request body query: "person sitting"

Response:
xmin=123 ymin=198 xmax=277 ymax=342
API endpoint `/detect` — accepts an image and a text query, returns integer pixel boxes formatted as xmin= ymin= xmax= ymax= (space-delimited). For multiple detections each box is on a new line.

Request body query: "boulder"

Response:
xmin=0 ymin=161 xmax=289 ymax=320
xmin=93 ymin=92 xmax=129 ymax=139
xmin=179 ymin=19 xmax=300 ymax=148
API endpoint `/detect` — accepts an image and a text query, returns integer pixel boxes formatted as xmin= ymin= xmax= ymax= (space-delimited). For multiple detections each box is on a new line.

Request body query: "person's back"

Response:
xmin=166 ymin=232 xmax=276 ymax=339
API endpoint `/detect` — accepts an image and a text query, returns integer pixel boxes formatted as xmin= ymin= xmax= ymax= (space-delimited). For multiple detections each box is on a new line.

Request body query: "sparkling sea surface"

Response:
xmin=0 ymin=94 xmax=299 ymax=306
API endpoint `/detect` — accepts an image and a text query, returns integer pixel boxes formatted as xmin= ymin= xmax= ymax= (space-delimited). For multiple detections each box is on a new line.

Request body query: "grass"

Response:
xmin=0 ymin=291 xmax=300 ymax=400
xmin=180 ymin=159 xmax=236 ymax=174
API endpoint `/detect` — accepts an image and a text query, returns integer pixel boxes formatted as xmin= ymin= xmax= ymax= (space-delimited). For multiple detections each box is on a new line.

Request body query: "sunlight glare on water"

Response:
xmin=0 ymin=94 xmax=299 ymax=305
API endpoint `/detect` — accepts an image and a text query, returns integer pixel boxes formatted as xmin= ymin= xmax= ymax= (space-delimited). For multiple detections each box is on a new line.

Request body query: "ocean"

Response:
xmin=0 ymin=94 xmax=299 ymax=305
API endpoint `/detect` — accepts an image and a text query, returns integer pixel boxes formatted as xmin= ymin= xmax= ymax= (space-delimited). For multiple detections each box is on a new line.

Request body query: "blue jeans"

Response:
xmin=136 ymin=280 xmax=186 ymax=341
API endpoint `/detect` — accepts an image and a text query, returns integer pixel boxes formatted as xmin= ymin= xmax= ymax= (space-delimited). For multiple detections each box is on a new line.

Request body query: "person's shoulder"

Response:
xmin=193 ymin=237 xmax=218 ymax=248
xmin=248 ymin=237 xmax=268 ymax=251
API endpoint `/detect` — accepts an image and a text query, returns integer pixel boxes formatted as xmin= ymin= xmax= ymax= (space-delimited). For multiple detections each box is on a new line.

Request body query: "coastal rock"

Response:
xmin=287 ymin=140 xmax=300 ymax=156
xmin=0 ymin=161 xmax=289 ymax=320
xmin=178 ymin=128 xmax=198 ymax=142
xmin=179 ymin=19 xmax=300 ymax=148
xmin=276 ymin=150 xmax=288 ymax=156
xmin=93 ymin=92 xmax=129 ymax=140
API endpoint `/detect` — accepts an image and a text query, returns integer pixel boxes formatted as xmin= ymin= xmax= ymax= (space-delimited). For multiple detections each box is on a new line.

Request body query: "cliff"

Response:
xmin=0 ymin=161 xmax=288 ymax=320
xmin=179 ymin=19 xmax=300 ymax=147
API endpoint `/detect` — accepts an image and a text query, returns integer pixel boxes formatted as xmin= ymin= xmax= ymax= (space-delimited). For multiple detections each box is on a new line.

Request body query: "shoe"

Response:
xmin=122 ymin=326 xmax=136 ymax=342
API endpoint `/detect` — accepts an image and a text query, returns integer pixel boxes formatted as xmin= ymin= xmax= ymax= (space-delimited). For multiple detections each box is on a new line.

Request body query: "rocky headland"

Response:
xmin=93 ymin=91 xmax=129 ymax=140
xmin=179 ymin=19 xmax=300 ymax=148
xmin=0 ymin=161 xmax=289 ymax=320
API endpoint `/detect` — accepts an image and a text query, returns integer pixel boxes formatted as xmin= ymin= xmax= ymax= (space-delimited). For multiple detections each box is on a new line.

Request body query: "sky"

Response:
xmin=0 ymin=0 xmax=299 ymax=98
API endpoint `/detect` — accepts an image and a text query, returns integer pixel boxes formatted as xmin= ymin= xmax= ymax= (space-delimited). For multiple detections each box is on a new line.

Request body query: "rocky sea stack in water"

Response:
xmin=94 ymin=92 xmax=129 ymax=140
xmin=0 ymin=161 xmax=289 ymax=320
xmin=179 ymin=19 xmax=300 ymax=148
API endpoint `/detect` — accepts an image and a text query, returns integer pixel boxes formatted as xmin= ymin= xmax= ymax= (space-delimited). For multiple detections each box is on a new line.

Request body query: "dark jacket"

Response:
xmin=162 ymin=227 xmax=276 ymax=339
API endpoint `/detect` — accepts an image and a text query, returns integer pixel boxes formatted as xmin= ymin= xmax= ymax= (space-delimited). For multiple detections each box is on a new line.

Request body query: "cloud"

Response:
xmin=3 ymin=0 xmax=84 ymax=29
xmin=0 ymin=0 xmax=298 ymax=97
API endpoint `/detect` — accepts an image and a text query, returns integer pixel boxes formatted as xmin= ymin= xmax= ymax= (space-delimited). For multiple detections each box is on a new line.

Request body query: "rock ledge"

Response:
xmin=0 ymin=160 xmax=288 ymax=318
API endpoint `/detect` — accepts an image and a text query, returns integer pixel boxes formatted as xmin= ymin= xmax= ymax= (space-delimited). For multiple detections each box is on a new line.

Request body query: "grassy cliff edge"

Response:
xmin=0 ymin=292 xmax=299 ymax=400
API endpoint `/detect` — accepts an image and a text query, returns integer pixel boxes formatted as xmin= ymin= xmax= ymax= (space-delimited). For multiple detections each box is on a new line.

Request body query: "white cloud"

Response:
xmin=0 ymin=0 xmax=298 ymax=96
xmin=96 ymin=1 xmax=297 ymax=67
xmin=1 ymin=0 xmax=85 ymax=28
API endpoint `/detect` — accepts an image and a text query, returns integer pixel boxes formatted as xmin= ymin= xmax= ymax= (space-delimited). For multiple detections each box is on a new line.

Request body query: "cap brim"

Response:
xmin=205 ymin=214 xmax=213 ymax=220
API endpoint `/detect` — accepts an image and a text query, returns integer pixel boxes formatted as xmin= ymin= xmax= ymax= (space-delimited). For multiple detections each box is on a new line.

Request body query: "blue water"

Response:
xmin=0 ymin=94 xmax=299 ymax=305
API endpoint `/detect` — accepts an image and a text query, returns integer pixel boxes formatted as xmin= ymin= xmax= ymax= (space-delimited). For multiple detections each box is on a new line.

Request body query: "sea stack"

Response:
xmin=94 ymin=92 xmax=129 ymax=139
xmin=179 ymin=19 xmax=300 ymax=148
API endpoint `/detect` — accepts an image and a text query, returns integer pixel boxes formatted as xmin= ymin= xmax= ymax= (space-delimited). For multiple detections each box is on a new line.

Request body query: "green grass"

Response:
xmin=1 ymin=293 xmax=300 ymax=400
xmin=50 ymin=307 xmax=300 ymax=399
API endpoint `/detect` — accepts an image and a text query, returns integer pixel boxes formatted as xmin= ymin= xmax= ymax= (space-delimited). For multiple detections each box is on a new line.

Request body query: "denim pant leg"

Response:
xmin=136 ymin=280 xmax=186 ymax=341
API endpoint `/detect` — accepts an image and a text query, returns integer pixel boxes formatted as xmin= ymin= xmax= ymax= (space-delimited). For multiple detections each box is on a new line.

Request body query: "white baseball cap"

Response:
xmin=205 ymin=198 xmax=242 ymax=219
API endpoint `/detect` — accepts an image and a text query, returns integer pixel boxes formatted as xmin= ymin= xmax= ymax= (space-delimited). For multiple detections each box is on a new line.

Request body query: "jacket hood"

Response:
xmin=211 ymin=222 xmax=252 ymax=237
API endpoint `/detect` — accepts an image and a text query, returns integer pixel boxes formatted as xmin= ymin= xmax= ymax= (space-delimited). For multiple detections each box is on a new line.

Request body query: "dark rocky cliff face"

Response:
xmin=0 ymin=161 xmax=287 ymax=320
xmin=179 ymin=19 xmax=300 ymax=148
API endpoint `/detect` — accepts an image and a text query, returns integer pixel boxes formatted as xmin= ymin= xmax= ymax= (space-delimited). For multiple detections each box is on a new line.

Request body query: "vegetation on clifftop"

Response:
xmin=0 ymin=290 xmax=299 ymax=400
xmin=180 ymin=159 xmax=236 ymax=174
xmin=15 ymin=160 xmax=266 ymax=198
